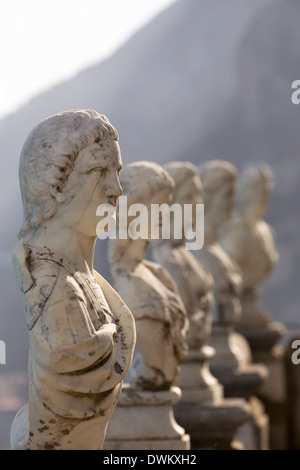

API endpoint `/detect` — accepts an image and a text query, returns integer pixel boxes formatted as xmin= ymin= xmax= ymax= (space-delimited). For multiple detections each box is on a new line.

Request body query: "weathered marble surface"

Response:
xmin=103 ymin=385 xmax=189 ymax=450
xmin=222 ymin=164 xmax=278 ymax=290
xmin=194 ymin=160 xmax=245 ymax=371
xmin=10 ymin=110 xmax=136 ymax=450
xmin=150 ymin=162 xmax=257 ymax=450
xmin=221 ymin=164 xmax=287 ymax=449
xmin=105 ymin=161 xmax=190 ymax=449
xmin=193 ymin=160 xmax=269 ymax=449
xmin=109 ymin=161 xmax=189 ymax=390
xmin=152 ymin=162 xmax=221 ymax=398
xmin=156 ymin=162 xmax=212 ymax=345
xmin=221 ymin=164 xmax=284 ymax=345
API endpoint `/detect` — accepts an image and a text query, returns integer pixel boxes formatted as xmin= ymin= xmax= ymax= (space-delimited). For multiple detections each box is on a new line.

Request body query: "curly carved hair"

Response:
xmin=18 ymin=109 xmax=118 ymax=238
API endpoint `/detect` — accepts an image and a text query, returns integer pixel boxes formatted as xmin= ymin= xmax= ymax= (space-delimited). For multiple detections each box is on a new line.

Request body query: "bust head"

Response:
xmin=163 ymin=161 xmax=202 ymax=235
xmin=199 ymin=160 xmax=237 ymax=227
xmin=163 ymin=162 xmax=203 ymax=205
xmin=120 ymin=160 xmax=175 ymax=238
xmin=18 ymin=109 xmax=121 ymax=239
xmin=109 ymin=161 xmax=175 ymax=266
xmin=238 ymin=164 xmax=273 ymax=220
xmin=120 ymin=161 xmax=174 ymax=206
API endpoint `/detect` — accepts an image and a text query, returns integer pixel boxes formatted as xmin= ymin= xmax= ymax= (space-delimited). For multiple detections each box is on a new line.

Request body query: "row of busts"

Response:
xmin=109 ymin=159 xmax=278 ymax=391
xmin=11 ymin=110 xmax=278 ymax=450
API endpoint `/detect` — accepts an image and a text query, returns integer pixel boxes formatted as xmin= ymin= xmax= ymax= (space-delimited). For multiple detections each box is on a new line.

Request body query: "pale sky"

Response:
xmin=0 ymin=0 xmax=176 ymax=120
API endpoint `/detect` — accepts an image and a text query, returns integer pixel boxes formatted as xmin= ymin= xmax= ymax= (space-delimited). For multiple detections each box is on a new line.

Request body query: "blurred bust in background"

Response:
xmin=221 ymin=164 xmax=278 ymax=291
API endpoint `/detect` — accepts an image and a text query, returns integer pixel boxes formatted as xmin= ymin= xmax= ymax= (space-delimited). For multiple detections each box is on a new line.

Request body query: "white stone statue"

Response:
xmin=220 ymin=165 xmax=287 ymax=449
xmin=194 ymin=160 xmax=247 ymax=371
xmin=152 ymin=162 xmax=214 ymax=350
xmin=104 ymin=161 xmax=190 ymax=449
xmin=193 ymin=161 xmax=271 ymax=450
xmin=151 ymin=162 xmax=258 ymax=450
xmin=109 ymin=161 xmax=189 ymax=390
xmin=197 ymin=161 xmax=242 ymax=320
xmin=151 ymin=161 xmax=223 ymax=407
xmin=11 ymin=110 xmax=136 ymax=450
xmin=221 ymin=164 xmax=279 ymax=324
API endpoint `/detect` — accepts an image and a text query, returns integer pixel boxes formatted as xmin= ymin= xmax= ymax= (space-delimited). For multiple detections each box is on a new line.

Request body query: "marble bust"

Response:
xmin=221 ymin=164 xmax=278 ymax=291
xmin=109 ymin=161 xmax=189 ymax=390
xmin=151 ymin=161 xmax=222 ymax=403
xmin=196 ymin=160 xmax=242 ymax=325
xmin=221 ymin=164 xmax=280 ymax=336
xmin=152 ymin=162 xmax=214 ymax=349
xmin=194 ymin=160 xmax=246 ymax=371
xmin=11 ymin=109 xmax=136 ymax=450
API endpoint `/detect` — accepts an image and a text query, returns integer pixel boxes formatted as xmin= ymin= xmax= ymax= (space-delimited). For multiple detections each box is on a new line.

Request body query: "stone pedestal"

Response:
xmin=174 ymin=397 xmax=251 ymax=450
xmin=174 ymin=347 xmax=254 ymax=450
xmin=233 ymin=396 xmax=269 ymax=450
xmin=235 ymin=289 xmax=288 ymax=449
xmin=254 ymin=345 xmax=288 ymax=450
xmin=209 ymin=325 xmax=268 ymax=399
xmin=212 ymin=362 xmax=268 ymax=400
xmin=207 ymin=325 xmax=270 ymax=449
xmin=102 ymin=384 xmax=190 ymax=450
xmin=237 ymin=288 xmax=286 ymax=356
xmin=176 ymin=347 xmax=223 ymax=404
xmin=238 ymin=321 xmax=285 ymax=355
xmin=285 ymin=333 xmax=300 ymax=450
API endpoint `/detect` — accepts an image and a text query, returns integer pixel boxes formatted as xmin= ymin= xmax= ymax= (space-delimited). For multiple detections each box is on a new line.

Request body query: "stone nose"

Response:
xmin=106 ymin=174 xmax=123 ymax=199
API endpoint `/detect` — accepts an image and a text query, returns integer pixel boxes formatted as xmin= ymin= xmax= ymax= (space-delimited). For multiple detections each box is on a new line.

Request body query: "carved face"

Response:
xmin=58 ymin=138 xmax=122 ymax=236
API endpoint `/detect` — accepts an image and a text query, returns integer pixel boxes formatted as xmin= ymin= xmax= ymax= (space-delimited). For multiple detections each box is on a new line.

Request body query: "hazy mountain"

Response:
xmin=0 ymin=0 xmax=298 ymax=379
